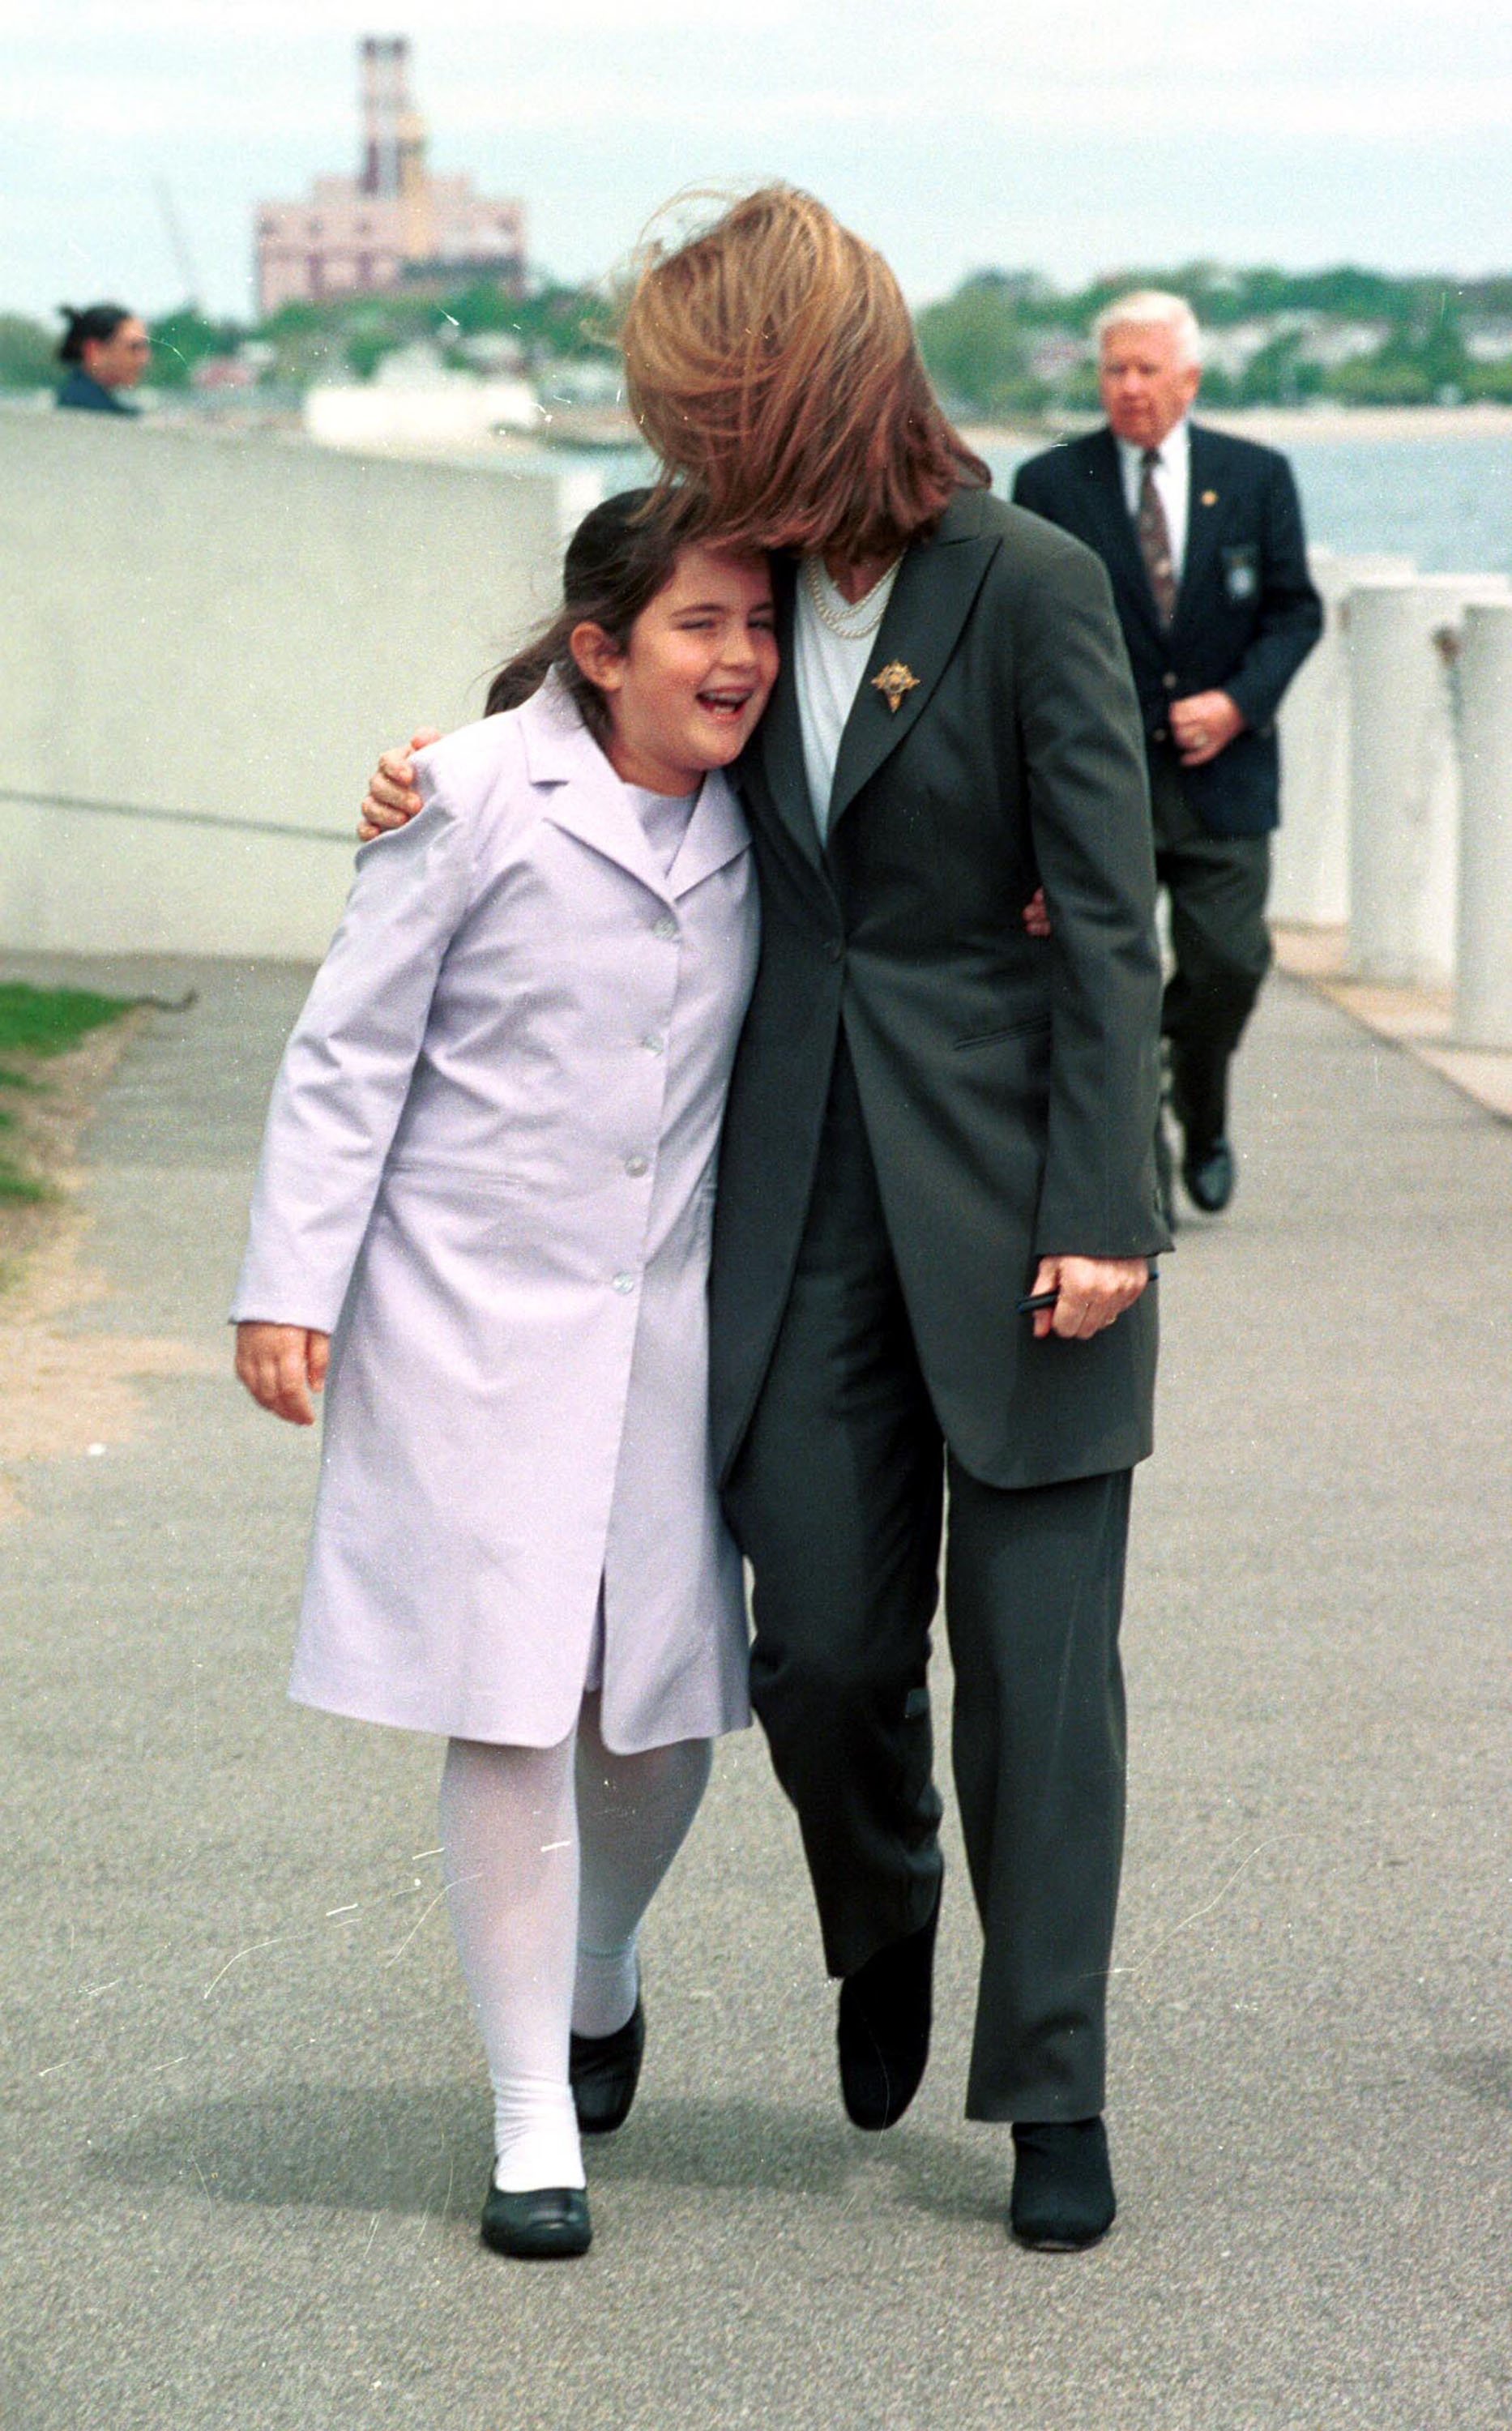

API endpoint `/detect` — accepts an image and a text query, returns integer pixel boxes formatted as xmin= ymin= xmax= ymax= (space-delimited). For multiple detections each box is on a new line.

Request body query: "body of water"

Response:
xmin=551 ymin=427 xmax=1512 ymax=578
xmin=980 ymin=433 xmax=1512 ymax=579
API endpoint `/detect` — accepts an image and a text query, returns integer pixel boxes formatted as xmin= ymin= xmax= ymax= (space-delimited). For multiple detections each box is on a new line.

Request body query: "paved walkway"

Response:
xmin=2 ymin=951 xmax=1509 ymax=2431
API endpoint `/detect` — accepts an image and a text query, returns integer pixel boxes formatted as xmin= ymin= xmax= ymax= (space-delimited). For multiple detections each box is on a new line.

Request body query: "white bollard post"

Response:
xmin=1272 ymin=550 xmax=1415 ymax=929
xmin=1455 ymin=600 xmax=1512 ymax=1048
xmin=1347 ymin=579 xmax=1437 ymax=984
xmin=1347 ymin=574 xmax=1510 ymax=987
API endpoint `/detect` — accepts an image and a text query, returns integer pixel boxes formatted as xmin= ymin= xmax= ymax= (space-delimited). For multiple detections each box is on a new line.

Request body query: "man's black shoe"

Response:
xmin=570 ymin=1997 xmax=645 ymax=2135
xmin=1009 ymin=2117 xmax=1116 ymax=2251
xmin=1181 ymin=1134 xmax=1236 ymax=1214
xmin=836 ymin=1886 xmax=940 ymax=2131
xmin=481 ymin=2181 xmax=592 ymax=2260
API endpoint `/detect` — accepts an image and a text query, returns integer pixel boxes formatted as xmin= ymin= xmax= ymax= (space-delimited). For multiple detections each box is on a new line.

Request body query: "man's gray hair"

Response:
xmin=1092 ymin=289 xmax=1202 ymax=368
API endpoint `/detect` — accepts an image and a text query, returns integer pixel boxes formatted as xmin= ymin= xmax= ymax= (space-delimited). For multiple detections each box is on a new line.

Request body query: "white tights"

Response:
xmin=439 ymin=1694 xmax=712 ymax=2193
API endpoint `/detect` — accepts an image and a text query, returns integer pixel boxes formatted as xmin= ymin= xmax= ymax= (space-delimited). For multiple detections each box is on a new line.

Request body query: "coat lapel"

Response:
xmin=1172 ymin=423 xmax=1222 ymax=642
xmin=754 ymin=558 xmax=826 ymax=874
xmin=519 ymin=674 xmax=674 ymax=905
xmin=666 ymin=767 xmax=750 ymax=899
xmin=1083 ymin=428 xmax=1162 ymax=644
xmin=826 ymin=504 xmax=999 ymax=839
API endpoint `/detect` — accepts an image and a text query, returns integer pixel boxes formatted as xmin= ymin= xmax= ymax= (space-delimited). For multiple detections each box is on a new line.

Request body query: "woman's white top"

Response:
xmin=792 ymin=557 xmax=902 ymax=840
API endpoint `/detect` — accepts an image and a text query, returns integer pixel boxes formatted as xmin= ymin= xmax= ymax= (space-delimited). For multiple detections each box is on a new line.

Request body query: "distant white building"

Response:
xmin=1294 ymin=321 xmax=1390 ymax=371
xmin=255 ymin=38 xmax=526 ymax=317
xmin=1027 ymin=331 xmax=1087 ymax=384
xmin=303 ymin=342 xmax=539 ymax=451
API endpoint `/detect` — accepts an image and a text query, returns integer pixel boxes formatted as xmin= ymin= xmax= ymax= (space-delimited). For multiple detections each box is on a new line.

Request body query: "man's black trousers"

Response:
xmin=1151 ymin=751 xmax=1272 ymax=1150
xmin=722 ymin=1043 xmax=1131 ymax=2124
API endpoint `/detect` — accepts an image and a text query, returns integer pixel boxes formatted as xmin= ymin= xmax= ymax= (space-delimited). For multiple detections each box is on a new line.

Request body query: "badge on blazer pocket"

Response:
xmin=1222 ymin=544 xmax=1260 ymax=603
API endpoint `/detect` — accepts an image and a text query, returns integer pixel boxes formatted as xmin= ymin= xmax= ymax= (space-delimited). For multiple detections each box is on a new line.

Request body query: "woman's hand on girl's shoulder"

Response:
xmin=235 ymin=1322 xmax=331 ymax=1426
xmin=358 ymin=728 xmax=441 ymax=842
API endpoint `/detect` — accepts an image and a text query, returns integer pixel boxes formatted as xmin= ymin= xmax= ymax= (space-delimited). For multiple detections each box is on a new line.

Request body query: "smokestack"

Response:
xmin=359 ymin=35 xmax=412 ymax=199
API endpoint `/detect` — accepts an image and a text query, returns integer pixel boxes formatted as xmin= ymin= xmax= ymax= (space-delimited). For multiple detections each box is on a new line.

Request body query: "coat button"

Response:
xmin=625 ymin=1153 xmax=649 ymax=1177
xmin=1163 ymin=671 xmax=1178 ymax=691
xmin=653 ymin=913 xmax=678 ymax=941
xmin=1154 ymin=726 xmax=1168 ymax=743
xmin=612 ymin=1271 xmax=636 ymax=1294
xmin=640 ymin=1032 xmax=665 ymax=1054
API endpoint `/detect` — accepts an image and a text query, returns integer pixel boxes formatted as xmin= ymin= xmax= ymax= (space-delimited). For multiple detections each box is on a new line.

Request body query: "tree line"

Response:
xmin=4 ymin=262 xmax=1512 ymax=413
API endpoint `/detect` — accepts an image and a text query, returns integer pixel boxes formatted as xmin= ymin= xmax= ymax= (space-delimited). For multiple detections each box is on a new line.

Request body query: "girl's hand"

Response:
xmin=235 ymin=1323 xmax=330 ymax=1425
xmin=359 ymin=728 xmax=440 ymax=841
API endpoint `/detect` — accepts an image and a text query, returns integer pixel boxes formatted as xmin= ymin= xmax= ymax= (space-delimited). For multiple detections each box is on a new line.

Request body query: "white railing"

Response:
xmin=1276 ymin=552 xmax=1512 ymax=1047
xmin=0 ymin=414 xmax=565 ymax=963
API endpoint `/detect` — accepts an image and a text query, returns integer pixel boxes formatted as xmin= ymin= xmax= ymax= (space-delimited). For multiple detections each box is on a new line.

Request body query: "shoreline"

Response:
xmin=962 ymin=402 xmax=1512 ymax=449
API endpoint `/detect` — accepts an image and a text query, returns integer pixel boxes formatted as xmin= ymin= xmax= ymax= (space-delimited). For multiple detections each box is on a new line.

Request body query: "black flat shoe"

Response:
xmin=1181 ymin=1134 xmax=1236 ymax=1214
xmin=570 ymin=1997 xmax=645 ymax=2135
xmin=481 ymin=2181 xmax=592 ymax=2260
xmin=1009 ymin=2117 xmax=1116 ymax=2251
xmin=836 ymin=1884 xmax=941 ymax=2132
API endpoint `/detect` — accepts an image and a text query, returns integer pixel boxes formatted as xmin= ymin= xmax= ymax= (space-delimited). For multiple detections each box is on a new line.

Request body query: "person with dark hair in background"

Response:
xmin=56 ymin=304 xmax=150 ymax=414
xmin=1014 ymin=293 xmax=1322 ymax=1223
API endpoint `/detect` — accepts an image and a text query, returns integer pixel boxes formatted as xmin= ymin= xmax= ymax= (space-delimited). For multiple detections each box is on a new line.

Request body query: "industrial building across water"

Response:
xmin=254 ymin=36 xmax=527 ymax=316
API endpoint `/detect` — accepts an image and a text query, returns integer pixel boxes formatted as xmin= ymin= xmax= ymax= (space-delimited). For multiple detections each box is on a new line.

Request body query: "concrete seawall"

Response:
xmin=0 ymin=417 xmax=564 ymax=962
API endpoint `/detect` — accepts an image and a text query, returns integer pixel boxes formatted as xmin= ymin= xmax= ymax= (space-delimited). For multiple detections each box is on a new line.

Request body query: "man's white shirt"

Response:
xmin=1117 ymin=417 xmax=1191 ymax=581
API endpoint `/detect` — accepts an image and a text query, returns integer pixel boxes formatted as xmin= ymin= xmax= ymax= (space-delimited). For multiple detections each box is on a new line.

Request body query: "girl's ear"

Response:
xmin=569 ymin=621 xmax=624 ymax=695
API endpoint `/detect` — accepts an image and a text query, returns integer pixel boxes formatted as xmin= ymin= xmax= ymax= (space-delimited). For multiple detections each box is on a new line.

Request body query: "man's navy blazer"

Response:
xmin=1012 ymin=424 xmax=1322 ymax=839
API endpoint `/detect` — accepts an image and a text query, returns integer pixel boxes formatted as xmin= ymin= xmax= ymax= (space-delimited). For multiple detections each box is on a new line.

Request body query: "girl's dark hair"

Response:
xmin=486 ymin=487 xmax=690 ymax=745
xmin=58 ymin=304 xmax=133 ymax=365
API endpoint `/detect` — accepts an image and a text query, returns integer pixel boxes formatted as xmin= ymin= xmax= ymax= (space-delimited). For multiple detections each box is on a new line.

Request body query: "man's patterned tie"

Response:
xmin=1138 ymin=448 xmax=1178 ymax=627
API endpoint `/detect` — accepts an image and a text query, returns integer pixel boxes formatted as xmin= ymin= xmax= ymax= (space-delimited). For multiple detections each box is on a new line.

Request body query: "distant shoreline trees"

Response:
xmin=916 ymin=265 xmax=1512 ymax=417
xmin=5 ymin=263 xmax=1512 ymax=412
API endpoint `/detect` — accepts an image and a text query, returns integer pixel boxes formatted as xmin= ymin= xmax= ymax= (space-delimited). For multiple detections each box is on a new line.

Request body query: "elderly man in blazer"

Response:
xmin=1014 ymin=295 xmax=1322 ymax=1220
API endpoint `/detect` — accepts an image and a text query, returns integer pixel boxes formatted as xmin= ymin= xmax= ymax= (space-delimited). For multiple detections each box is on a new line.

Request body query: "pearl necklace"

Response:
xmin=801 ymin=554 xmax=900 ymax=641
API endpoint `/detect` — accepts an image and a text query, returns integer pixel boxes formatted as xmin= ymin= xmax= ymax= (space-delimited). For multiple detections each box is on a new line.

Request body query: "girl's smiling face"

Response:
xmin=571 ymin=544 xmax=778 ymax=795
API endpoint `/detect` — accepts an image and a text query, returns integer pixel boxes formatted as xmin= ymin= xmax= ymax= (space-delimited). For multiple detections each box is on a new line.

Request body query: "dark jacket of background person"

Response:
xmin=707 ymin=485 xmax=1169 ymax=1493
xmin=1012 ymin=424 xmax=1322 ymax=838
xmin=56 ymin=367 xmax=139 ymax=416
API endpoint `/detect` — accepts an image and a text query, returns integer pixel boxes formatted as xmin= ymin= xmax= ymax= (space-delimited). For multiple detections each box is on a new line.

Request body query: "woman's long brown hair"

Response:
xmin=619 ymin=186 xmax=989 ymax=563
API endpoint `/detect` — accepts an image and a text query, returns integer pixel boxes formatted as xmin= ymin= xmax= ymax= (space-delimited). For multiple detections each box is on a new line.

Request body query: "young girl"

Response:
xmin=233 ymin=491 xmax=777 ymax=2260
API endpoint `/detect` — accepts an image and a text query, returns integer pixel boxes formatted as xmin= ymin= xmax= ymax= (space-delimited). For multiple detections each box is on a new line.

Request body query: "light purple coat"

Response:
xmin=233 ymin=677 xmax=759 ymax=1752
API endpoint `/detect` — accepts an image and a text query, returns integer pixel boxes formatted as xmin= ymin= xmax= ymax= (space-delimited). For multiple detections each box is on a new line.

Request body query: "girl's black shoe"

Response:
xmin=570 ymin=1997 xmax=645 ymax=2134
xmin=481 ymin=2182 xmax=592 ymax=2260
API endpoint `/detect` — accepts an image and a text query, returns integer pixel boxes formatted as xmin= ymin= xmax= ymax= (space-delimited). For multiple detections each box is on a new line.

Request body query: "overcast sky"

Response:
xmin=6 ymin=0 xmax=1510 ymax=326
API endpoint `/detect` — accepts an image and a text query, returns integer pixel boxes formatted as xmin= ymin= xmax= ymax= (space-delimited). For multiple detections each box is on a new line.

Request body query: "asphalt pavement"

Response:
xmin=2 ymin=949 xmax=1509 ymax=2431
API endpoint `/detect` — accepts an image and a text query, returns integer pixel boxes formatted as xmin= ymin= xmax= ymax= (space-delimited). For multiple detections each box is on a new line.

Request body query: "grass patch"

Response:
xmin=0 ymin=984 xmax=135 ymax=1210
xmin=0 ymin=983 xmax=135 ymax=1058
xmin=0 ymin=1167 xmax=52 ymax=1205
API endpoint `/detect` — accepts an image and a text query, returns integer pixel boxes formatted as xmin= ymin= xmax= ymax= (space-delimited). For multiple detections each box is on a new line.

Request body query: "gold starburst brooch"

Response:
xmin=872 ymin=661 xmax=920 ymax=715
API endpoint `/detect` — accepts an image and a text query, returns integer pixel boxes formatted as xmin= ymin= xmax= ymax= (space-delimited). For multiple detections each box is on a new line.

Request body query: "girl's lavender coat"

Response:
xmin=233 ymin=677 xmax=758 ymax=1752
